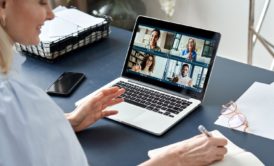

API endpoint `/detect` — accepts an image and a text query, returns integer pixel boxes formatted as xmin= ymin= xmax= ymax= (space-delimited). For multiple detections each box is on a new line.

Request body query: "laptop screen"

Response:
xmin=122 ymin=16 xmax=221 ymax=100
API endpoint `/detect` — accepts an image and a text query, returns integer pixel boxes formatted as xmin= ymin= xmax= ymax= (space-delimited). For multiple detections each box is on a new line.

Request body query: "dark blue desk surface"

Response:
xmin=15 ymin=27 xmax=274 ymax=165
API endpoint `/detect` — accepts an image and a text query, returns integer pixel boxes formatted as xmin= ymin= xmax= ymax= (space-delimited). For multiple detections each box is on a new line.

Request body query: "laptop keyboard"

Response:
xmin=113 ymin=81 xmax=192 ymax=118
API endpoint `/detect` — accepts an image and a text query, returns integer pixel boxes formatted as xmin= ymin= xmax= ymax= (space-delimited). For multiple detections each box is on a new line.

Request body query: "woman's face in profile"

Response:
xmin=3 ymin=0 xmax=54 ymax=45
xmin=146 ymin=56 xmax=153 ymax=67
xmin=150 ymin=31 xmax=159 ymax=47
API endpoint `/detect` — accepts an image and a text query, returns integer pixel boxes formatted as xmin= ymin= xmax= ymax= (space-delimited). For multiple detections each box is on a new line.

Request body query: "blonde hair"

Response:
xmin=0 ymin=25 xmax=12 ymax=74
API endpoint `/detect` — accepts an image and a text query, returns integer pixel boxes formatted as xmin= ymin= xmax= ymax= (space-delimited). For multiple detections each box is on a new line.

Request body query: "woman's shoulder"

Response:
xmin=0 ymin=72 xmax=62 ymax=118
xmin=0 ymin=73 xmax=89 ymax=166
xmin=182 ymin=49 xmax=188 ymax=54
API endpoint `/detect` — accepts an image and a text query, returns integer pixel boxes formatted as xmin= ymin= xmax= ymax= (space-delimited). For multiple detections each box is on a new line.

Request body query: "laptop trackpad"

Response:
xmin=107 ymin=102 xmax=145 ymax=121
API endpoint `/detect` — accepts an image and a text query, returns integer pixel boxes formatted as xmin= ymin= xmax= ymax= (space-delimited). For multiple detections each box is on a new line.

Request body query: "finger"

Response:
xmin=84 ymin=88 xmax=119 ymax=105
xmin=95 ymin=87 xmax=120 ymax=99
xmin=213 ymin=153 xmax=225 ymax=162
xmin=205 ymin=147 xmax=226 ymax=164
xmin=101 ymin=90 xmax=125 ymax=107
xmin=210 ymin=137 xmax=228 ymax=146
xmin=99 ymin=87 xmax=123 ymax=98
xmin=216 ymin=146 xmax=227 ymax=155
xmin=195 ymin=133 xmax=206 ymax=138
xmin=116 ymin=88 xmax=125 ymax=97
xmin=99 ymin=86 xmax=121 ymax=96
xmin=107 ymin=97 xmax=124 ymax=106
xmin=91 ymin=87 xmax=122 ymax=106
xmin=99 ymin=88 xmax=125 ymax=104
xmin=101 ymin=110 xmax=119 ymax=117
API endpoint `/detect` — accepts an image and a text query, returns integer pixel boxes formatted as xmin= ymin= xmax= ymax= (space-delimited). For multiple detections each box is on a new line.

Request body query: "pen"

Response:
xmin=198 ymin=125 xmax=212 ymax=137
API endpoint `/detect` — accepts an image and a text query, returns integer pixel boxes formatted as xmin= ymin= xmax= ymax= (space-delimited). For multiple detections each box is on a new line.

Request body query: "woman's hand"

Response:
xmin=132 ymin=65 xmax=141 ymax=72
xmin=66 ymin=86 xmax=125 ymax=132
xmin=172 ymin=76 xmax=179 ymax=83
xmin=188 ymin=79 xmax=193 ymax=87
xmin=140 ymin=134 xmax=227 ymax=166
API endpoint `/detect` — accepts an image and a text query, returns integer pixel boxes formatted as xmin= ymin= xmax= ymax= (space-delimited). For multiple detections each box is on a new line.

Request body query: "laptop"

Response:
xmin=76 ymin=16 xmax=221 ymax=135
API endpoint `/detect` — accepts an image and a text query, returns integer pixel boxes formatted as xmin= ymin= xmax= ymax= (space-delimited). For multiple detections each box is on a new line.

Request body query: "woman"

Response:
xmin=0 ymin=1 xmax=227 ymax=165
xmin=132 ymin=54 xmax=155 ymax=76
xmin=182 ymin=38 xmax=197 ymax=61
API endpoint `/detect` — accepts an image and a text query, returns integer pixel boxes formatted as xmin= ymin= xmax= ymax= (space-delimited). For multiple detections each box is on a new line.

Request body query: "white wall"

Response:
xmin=143 ymin=0 xmax=274 ymax=70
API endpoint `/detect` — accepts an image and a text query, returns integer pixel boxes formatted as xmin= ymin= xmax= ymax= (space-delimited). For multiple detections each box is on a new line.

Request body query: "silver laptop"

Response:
xmin=76 ymin=16 xmax=221 ymax=135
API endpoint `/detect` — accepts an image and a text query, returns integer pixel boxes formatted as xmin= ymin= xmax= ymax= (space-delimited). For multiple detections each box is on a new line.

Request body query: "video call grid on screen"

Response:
xmin=125 ymin=24 xmax=217 ymax=93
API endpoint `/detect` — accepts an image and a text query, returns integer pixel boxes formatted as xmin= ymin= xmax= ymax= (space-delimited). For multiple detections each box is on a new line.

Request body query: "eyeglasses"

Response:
xmin=221 ymin=101 xmax=248 ymax=132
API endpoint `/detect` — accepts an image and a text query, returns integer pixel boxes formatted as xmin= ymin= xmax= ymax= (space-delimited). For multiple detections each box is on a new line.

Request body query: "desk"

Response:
xmin=15 ymin=27 xmax=274 ymax=165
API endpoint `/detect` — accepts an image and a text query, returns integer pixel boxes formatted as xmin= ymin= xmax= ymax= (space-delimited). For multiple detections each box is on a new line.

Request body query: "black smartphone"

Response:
xmin=46 ymin=72 xmax=86 ymax=96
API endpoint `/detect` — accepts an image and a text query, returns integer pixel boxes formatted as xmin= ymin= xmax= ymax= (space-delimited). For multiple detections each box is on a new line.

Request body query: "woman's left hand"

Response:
xmin=66 ymin=86 xmax=125 ymax=132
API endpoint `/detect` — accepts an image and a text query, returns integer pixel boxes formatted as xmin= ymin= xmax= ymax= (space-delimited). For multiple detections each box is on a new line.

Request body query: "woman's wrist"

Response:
xmin=65 ymin=112 xmax=78 ymax=131
xmin=139 ymin=146 xmax=184 ymax=166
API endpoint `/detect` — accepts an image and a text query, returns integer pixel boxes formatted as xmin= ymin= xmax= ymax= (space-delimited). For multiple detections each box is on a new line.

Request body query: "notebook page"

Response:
xmin=40 ymin=6 xmax=106 ymax=42
xmin=148 ymin=130 xmax=242 ymax=158
xmin=148 ymin=130 xmax=264 ymax=165
xmin=212 ymin=152 xmax=264 ymax=166
xmin=210 ymin=132 xmax=264 ymax=166
xmin=55 ymin=9 xmax=105 ymax=29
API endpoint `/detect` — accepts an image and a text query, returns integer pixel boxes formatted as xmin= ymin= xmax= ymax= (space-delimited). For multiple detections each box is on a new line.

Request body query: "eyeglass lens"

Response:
xmin=228 ymin=113 xmax=246 ymax=128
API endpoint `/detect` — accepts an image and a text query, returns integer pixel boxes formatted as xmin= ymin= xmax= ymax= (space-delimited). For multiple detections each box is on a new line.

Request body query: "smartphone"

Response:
xmin=46 ymin=72 xmax=86 ymax=96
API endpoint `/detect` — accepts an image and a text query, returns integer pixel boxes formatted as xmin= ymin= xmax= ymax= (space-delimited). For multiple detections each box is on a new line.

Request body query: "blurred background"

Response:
xmin=50 ymin=0 xmax=274 ymax=71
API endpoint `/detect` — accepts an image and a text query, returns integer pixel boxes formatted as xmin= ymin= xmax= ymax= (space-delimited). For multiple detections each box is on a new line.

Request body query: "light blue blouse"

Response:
xmin=0 ymin=71 xmax=89 ymax=166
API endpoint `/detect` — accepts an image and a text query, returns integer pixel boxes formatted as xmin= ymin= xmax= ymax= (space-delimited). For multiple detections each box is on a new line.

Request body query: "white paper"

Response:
xmin=52 ymin=5 xmax=67 ymax=13
xmin=39 ymin=6 xmax=105 ymax=42
xmin=215 ymin=81 xmax=274 ymax=140
xmin=148 ymin=130 xmax=264 ymax=166
xmin=55 ymin=8 xmax=105 ymax=29
xmin=212 ymin=152 xmax=264 ymax=166
xmin=50 ymin=17 xmax=79 ymax=37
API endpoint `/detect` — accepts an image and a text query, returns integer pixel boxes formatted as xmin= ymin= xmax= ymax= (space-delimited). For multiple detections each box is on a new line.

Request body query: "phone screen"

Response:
xmin=46 ymin=72 xmax=85 ymax=96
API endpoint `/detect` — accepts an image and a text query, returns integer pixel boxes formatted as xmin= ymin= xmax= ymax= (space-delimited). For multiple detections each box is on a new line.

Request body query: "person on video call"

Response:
xmin=172 ymin=64 xmax=193 ymax=87
xmin=0 ymin=0 xmax=227 ymax=165
xmin=147 ymin=28 xmax=161 ymax=51
xmin=182 ymin=38 xmax=197 ymax=61
xmin=131 ymin=54 xmax=155 ymax=76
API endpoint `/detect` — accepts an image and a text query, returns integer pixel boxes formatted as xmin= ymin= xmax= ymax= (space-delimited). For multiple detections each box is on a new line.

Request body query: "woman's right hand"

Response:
xmin=140 ymin=134 xmax=227 ymax=166
xmin=66 ymin=87 xmax=125 ymax=132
